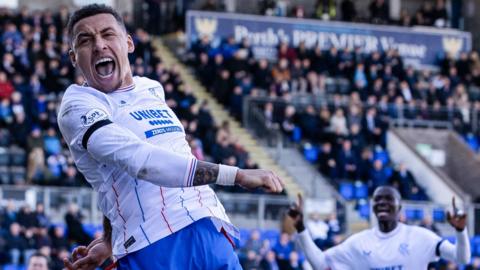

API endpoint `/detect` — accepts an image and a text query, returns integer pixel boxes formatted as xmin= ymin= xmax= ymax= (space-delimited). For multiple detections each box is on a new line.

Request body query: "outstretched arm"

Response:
xmin=289 ymin=194 xmax=329 ymax=270
xmin=59 ymin=102 xmax=283 ymax=192
xmin=437 ymin=198 xmax=471 ymax=264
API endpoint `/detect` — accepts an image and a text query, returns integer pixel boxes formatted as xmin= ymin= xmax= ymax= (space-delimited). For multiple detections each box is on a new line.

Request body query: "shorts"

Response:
xmin=117 ymin=218 xmax=242 ymax=270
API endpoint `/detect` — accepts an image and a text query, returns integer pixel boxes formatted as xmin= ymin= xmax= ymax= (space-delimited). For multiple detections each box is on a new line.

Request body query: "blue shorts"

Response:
xmin=117 ymin=218 xmax=242 ymax=270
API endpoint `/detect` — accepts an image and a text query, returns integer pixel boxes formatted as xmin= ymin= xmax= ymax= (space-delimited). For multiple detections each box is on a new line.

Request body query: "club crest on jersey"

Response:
xmin=81 ymin=109 xmax=108 ymax=127
xmin=398 ymin=243 xmax=409 ymax=256
xmin=148 ymin=87 xmax=162 ymax=99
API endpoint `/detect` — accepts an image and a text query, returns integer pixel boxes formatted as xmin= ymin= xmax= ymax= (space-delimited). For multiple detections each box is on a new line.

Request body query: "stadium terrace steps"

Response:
xmin=153 ymin=38 xmax=303 ymax=198
xmin=264 ymin=147 xmax=339 ymax=201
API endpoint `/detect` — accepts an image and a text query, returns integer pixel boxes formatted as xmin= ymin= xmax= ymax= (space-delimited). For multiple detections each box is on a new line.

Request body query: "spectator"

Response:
xmin=0 ymin=71 xmax=14 ymax=100
xmin=17 ymin=205 xmax=37 ymax=230
xmin=64 ymin=203 xmax=91 ymax=246
xmin=369 ymin=0 xmax=389 ymax=24
xmin=420 ymin=1 xmax=435 ymax=26
xmin=420 ymin=216 xmax=440 ymax=234
xmin=201 ymin=0 xmax=221 ymax=11
xmin=330 ymin=108 xmax=348 ymax=135
xmin=341 ymin=0 xmax=356 ymax=21
xmin=244 ymin=230 xmax=263 ymax=255
xmin=50 ymin=226 xmax=69 ymax=255
xmin=432 ymin=0 xmax=448 ymax=27
xmin=389 ymin=163 xmax=416 ymax=198
xmin=337 ymin=140 xmax=358 ymax=179
xmin=318 ymin=142 xmax=337 ymax=178
xmin=43 ymin=128 xmax=61 ymax=156
xmin=1 ymin=200 xmax=17 ymax=230
xmin=298 ymin=105 xmax=318 ymax=141
xmin=363 ymin=107 xmax=384 ymax=147
xmin=241 ymin=250 xmax=259 ymax=269
xmin=369 ymin=159 xmax=391 ymax=189
xmin=26 ymin=252 xmax=49 ymax=270
xmin=259 ymin=250 xmax=279 ymax=270
xmin=306 ymin=212 xmax=330 ymax=249
xmin=34 ymin=203 xmax=49 ymax=229
xmin=286 ymin=251 xmax=302 ymax=270
xmin=281 ymin=105 xmax=297 ymax=140
xmin=27 ymin=148 xmax=45 ymax=184
xmin=273 ymin=233 xmax=293 ymax=268
xmin=314 ymin=0 xmax=337 ymax=20
xmin=46 ymin=153 xmax=67 ymax=181
xmin=5 ymin=222 xmax=26 ymax=265
xmin=50 ymin=248 xmax=68 ymax=270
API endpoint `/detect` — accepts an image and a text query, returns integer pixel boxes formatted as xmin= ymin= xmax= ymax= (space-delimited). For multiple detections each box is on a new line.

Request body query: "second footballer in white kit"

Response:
xmin=289 ymin=186 xmax=471 ymax=270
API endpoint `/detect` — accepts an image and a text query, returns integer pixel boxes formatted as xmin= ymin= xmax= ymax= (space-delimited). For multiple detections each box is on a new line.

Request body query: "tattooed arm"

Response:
xmin=192 ymin=161 xmax=284 ymax=193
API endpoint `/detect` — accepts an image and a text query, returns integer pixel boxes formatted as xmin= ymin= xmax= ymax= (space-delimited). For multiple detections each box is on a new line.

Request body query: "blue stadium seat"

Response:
xmin=354 ymin=181 xmax=368 ymax=199
xmin=303 ymin=144 xmax=318 ymax=163
xmin=404 ymin=208 xmax=416 ymax=221
xmin=3 ymin=264 xmax=25 ymax=270
xmin=0 ymin=147 xmax=9 ymax=166
xmin=472 ymin=236 xmax=480 ymax=256
xmin=464 ymin=134 xmax=479 ymax=152
xmin=339 ymin=182 xmax=354 ymax=200
xmin=83 ymin=224 xmax=103 ymax=237
xmin=0 ymin=166 xmax=9 ymax=184
xmin=238 ymin=229 xmax=250 ymax=247
xmin=10 ymin=166 xmax=26 ymax=185
xmin=373 ymin=148 xmax=389 ymax=165
xmin=262 ymin=229 xmax=280 ymax=246
xmin=292 ymin=127 xmax=302 ymax=143
xmin=414 ymin=209 xmax=424 ymax=220
xmin=9 ymin=147 xmax=26 ymax=166
xmin=357 ymin=200 xmax=370 ymax=219
xmin=432 ymin=208 xmax=445 ymax=222
xmin=0 ymin=129 xmax=11 ymax=147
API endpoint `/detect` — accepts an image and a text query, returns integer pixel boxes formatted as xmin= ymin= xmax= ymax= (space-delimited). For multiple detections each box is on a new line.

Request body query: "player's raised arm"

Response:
xmin=288 ymin=194 xmax=329 ymax=270
xmin=436 ymin=197 xmax=471 ymax=264
xmin=58 ymin=99 xmax=283 ymax=192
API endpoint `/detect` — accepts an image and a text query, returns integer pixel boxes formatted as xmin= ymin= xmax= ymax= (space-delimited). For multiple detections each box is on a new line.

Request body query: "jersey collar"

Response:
xmin=373 ymin=222 xmax=403 ymax=239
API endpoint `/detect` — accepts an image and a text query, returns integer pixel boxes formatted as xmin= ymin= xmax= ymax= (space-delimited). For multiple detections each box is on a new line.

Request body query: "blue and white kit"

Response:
xmin=58 ymin=76 xmax=240 ymax=267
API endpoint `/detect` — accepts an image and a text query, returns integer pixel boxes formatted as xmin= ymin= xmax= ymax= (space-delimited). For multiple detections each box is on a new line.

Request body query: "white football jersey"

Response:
xmin=58 ymin=76 xmax=237 ymax=257
xmin=323 ymin=223 xmax=441 ymax=269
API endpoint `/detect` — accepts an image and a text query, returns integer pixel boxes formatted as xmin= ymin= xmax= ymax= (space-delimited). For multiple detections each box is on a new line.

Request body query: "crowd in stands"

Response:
xmin=0 ymin=6 xmax=264 ymax=195
xmin=1 ymin=199 xmax=479 ymax=270
xmin=0 ymin=200 xmax=99 ymax=270
xmin=189 ymin=32 xmax=480 ymax=198
xmin=257 ymin=0 xmax=453 ymax=28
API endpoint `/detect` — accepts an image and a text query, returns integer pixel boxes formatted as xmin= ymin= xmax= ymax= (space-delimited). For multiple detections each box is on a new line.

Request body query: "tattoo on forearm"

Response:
xmin=192 ymin=161 xmax=219 ymax=186
xmin=103 ymin=216 xmax=112 ymax=246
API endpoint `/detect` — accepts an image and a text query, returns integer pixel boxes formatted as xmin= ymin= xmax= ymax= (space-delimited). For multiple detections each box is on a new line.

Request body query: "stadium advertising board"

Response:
xmin=186 ymin=11 xmax=472 ymax=68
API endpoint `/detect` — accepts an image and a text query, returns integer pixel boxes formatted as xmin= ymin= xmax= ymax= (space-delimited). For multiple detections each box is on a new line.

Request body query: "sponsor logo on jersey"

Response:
xmin=129 ymin=108 xmax=183 ymax=138
xmin=130 ymin=109 xmax=174 ymax=124
xmin=145 ymin=126 xmax=183 ymax=138
xmin=81 ymin=109 xmax=108 ymax=127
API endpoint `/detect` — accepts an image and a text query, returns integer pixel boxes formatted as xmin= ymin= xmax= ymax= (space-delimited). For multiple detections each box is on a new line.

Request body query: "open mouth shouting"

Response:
xmin=94 ymin=57 xmax=116 ymax=78
xmin=375 ymin=205 xmax=392 ymax=218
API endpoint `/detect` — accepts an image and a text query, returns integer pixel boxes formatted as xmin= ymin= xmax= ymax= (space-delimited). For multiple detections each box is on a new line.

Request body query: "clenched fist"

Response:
xmin=235 ymin=169 xmax=284 ymax=193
